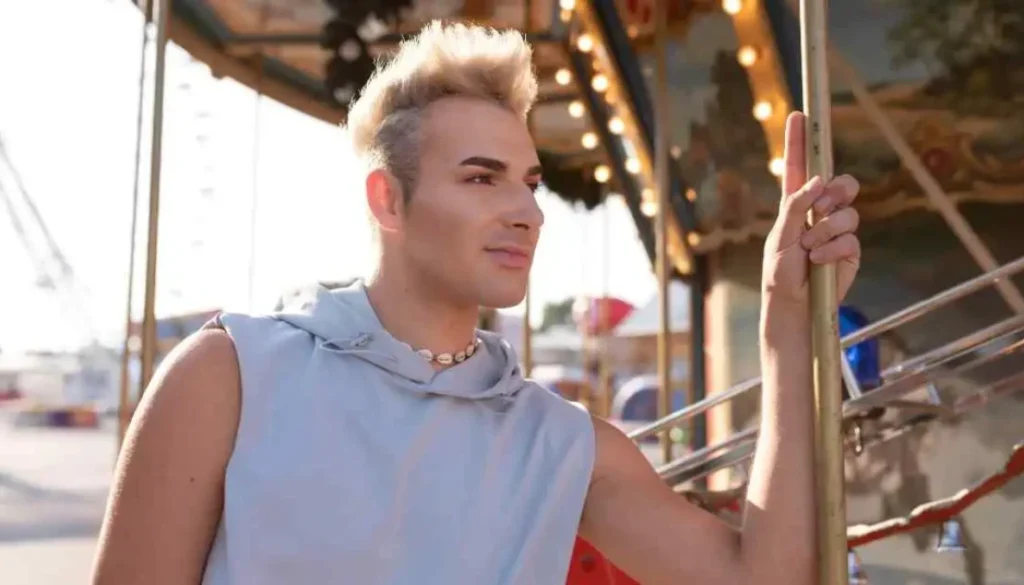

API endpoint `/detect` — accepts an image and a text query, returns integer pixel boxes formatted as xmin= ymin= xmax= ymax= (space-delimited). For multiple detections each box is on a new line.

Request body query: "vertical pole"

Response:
xmin=599 ymin=192 xmax=612 ymax=418
xmin=523 ymin=285 xmax=533 ymax=377
xmin=799 ymin=0 xmax=849 ymax=582
xmin=138 ymin=0 xmax=171 ymax=395
xmin=118 ymin=12 xmax=152 ymax=448
xmin=654 ymin=0 xmax=673 ymax=464
xmin=689 ymin=257 xmax=708 ymax=454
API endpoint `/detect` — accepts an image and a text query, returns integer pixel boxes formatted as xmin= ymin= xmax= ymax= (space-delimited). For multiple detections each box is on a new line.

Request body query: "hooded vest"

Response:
xmin=201 ymin=282 xmax=596 ymax=585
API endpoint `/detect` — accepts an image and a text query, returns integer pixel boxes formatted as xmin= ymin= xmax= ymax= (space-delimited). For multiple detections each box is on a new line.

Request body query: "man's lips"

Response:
xmin=485 ymin=246 xmax=531 ymax=269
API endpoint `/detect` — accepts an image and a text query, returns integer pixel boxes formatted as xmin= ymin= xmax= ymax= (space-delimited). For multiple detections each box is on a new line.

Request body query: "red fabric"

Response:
xmin=578 ymin=297 xmax=635 ymax=336
xmin=566 ymin=537 xmax=639 ymax=585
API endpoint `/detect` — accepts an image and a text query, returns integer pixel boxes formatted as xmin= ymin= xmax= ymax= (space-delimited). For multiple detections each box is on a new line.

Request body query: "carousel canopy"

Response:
xmin=141 ymin=0 xmax=713 ymax=277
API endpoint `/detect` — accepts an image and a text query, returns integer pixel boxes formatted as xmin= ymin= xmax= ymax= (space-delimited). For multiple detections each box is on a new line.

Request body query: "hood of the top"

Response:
xmin=273 ymin=281 xmax=526 ymax=401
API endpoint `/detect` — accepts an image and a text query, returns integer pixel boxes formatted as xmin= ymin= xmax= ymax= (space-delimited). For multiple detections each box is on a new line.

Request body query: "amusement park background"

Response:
xmin=2 ymin=0 xmax=1024 ymax=584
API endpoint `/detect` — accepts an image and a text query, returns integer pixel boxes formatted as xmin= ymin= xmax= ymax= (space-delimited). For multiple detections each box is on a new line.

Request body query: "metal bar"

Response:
xmin=665 ymin=364 xmax=1024 ymax=487
xmin=840 ymin=351 xmax=863 ymax=399
xmin=522 ymin=0 xmax=534 ymax=381
xmin=689 ymin=257 xmax=709 ymax=454
xmin=845 ymin=316 xmax=1024 ymax=413
xmin=599 ymin=194 xmax=612 ymax=417
xmin=629 ymin=376 xmax=761 ymax=440
xmin=138 ymin=0 xmax=171 ymax=394
xmin=654 ymin=0 xmax=673 ymax=465
xmin=629 ymin=254 xmax=1024 ymax=441
xmin=657 ymin=426 xmax=759 ymax=478
xmin=661 ymin=315 xmax=1024 ymax=482
xmin=799 ymin=0 xmax=848 ymax=579
xmin=118 ymin=17 xmax=152 ymax=446
xmin=841 ymin=255 xmax=1024 ymax=347
xmin=827 ymin=51 xmax=1024 ymax=314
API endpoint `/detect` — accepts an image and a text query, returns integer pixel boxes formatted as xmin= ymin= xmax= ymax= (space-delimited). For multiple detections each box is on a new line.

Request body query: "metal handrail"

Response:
xmin=656 ymin=318 xmax=1024 ymax=483
xmin=628 ymin=254 xmax=1024 ymax=442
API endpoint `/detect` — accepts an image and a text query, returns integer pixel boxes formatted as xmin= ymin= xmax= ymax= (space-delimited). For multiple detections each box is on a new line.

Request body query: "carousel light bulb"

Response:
xmin=737 ymin=46 xmax=758 ymax=67
xmin=555 ymin=68 xmax=573 ymax=86
xmin=581 ymin=132 xmax=599 ymax=149
xmin=594 ymin=164 xmax=611 ymax=183
xmin=568 ymin=100 xmax=585 ymax=118
xmin=723 ymin=0 xmax=743 ymax=15
xmin=641 ymin=199 xmax=658 ymax=217
xmin=625 ymin=158 xmax=641 ymax=174
xmin=559 ymin=0 xmax=576 ymax=10
xmin=753 ymin=100 xmax=774 ymax=120
xmin=608 ymin=116 xmax=625 ymax=134
xmin=577 ymin=34 xmax=594 ymax=53
xmin=591 ymin=74 xmax=609 ymax=92
xmin=687 ymin=232 xmax=702 ymax=247
xmin=686 ymin=188 xmax=697 ymax=202
xmin=769 ymin=157 xmax=785 ymax=176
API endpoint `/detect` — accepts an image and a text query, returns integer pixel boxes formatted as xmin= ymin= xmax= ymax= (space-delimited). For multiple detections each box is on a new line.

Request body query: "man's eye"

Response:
xmin=527 ymin=182 xmax=540 ymax=193
xmin=468 ymin=175 xmax=495 ymax=185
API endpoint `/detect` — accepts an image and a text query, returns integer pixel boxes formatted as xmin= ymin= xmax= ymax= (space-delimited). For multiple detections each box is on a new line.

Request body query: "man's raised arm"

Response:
xmin=579 ymin=112 xmax=861 ymax=585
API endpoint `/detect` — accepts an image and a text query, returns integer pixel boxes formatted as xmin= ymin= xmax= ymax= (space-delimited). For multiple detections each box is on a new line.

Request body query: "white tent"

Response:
xmin=614 ymin=281 xmax=691 ymax=337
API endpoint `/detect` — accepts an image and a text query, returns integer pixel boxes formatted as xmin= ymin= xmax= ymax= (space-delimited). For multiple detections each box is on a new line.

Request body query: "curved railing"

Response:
xmin=628 ymin=255 xmax=1024 ymax=485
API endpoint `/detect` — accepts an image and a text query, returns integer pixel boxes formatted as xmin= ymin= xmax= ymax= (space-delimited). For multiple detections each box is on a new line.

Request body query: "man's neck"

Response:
xmin=364 ymin=267 xmax=481 ymax=357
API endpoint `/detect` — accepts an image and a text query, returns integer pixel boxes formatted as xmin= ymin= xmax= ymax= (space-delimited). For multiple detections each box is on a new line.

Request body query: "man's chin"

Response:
xmin=476 ymin=285 xmax=527 ymax=310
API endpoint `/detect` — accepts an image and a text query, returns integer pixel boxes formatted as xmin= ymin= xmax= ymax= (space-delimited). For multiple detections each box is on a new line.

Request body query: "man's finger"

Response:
xmin=777 ymin=175 xmax=825 ymax=243
xmin=808 ymin=233 xmax=860 ymax=265
xmin=800 ymin=207 xmax=860 ymax=250
xmin=782 ymin=112 xmax=807 ymax=197
xmin=812 ymin=175 xmax=860 ymax=217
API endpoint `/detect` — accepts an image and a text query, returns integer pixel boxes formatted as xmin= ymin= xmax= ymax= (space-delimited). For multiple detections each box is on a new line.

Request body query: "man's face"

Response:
xmin=379 ymin=96 xmax=544 ymax=309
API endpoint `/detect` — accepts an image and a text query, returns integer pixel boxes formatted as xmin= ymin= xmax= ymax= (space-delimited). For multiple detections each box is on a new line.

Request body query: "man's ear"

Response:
xmin=366 ymin=169 xmax=405 ymax=233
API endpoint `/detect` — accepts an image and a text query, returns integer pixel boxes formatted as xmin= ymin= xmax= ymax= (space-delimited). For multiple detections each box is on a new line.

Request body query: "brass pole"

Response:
xmin=654 ymin=0 xmax=673 ymax=464
xmin=523 ymin=283 xmax=533 ymax=377
xmin=117 ymin=13 xmax=152 ymax=446
xmin=522 ymin=49 xmax=534 ymax=378
xmin=799 ymin=0 xmax=848 ymax=582
xmin=138 ymin=0 xmax=171 ymax=395
xmin=599 ymin=192 xmax=612 ymax=418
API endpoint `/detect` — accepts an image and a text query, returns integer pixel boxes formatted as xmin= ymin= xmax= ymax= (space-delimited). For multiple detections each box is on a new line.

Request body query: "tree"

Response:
xmin=539 ymin=298 xmax=575 ymax=332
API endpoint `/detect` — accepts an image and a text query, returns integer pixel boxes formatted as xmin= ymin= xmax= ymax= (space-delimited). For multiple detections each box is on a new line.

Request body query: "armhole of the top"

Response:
xmin=202 ymin=312 xmax=226 ymax=332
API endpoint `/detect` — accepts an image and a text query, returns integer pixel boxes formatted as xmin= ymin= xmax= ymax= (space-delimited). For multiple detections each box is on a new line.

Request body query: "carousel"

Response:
xmin=119 ymin=1 xmax=1024 ymax=584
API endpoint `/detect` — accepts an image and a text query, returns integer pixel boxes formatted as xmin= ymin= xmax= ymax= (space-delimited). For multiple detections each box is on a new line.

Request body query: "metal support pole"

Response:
xmin=654 ymin=0 xmax=673 ymax=464
xmin=800 ymin=0 xmax=849 ymax=582
xmin=689 ymin=256 xmax=708 ymax=453
xmin=599 ymin=193 xmax=613 ymax=418
xmin=117 ymin=14 xmax=152 ymax=448
xmin=138 ymin=0 xmax=171 ymax=395
xmin=523 ymin=284 xmax=533 ymax=378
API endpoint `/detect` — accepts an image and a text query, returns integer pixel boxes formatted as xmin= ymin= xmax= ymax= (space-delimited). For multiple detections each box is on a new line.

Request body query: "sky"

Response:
xmin=0 ymin=0 xmax=658 ymax=353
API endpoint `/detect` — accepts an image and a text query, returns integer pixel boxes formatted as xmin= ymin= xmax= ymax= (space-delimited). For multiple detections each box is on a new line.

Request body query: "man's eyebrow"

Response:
xmin=459 ymin=156 xmax=507 ymax=172
xmin=459 ymin=156 xmax=543 ymax=178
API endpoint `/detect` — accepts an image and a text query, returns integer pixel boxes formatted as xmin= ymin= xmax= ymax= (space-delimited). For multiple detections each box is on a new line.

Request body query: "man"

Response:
xmin=92 ymin=22 xmax=861 ymax=585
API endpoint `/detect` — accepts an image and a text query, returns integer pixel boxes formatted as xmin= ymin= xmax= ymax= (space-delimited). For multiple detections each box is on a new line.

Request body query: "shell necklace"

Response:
xmin=413 ymin=338 xmax=480 ymax=366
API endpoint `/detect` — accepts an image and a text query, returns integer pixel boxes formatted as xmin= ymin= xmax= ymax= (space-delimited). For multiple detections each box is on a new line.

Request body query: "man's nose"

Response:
xmin=506 ymin=187 xmax=544 ymax=231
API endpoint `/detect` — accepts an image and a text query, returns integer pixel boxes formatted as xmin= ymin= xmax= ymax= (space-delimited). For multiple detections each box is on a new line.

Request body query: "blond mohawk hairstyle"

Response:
xmin=345 ymin=20 xmax=538 ymax=201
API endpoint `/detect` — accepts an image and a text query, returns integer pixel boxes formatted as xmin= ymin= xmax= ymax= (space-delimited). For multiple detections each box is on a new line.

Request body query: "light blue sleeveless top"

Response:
xmin=201 ymin=283 xmax=596 ymax=585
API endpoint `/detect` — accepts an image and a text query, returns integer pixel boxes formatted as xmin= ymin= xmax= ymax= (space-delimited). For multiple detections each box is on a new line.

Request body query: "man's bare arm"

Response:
xmin=579 ymin=327 xmax=817 ymax=585
xmin=91 ymin=329 xmax=240 ymax=585
xmin=580 ymin=112 xmax=859 ymax=585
